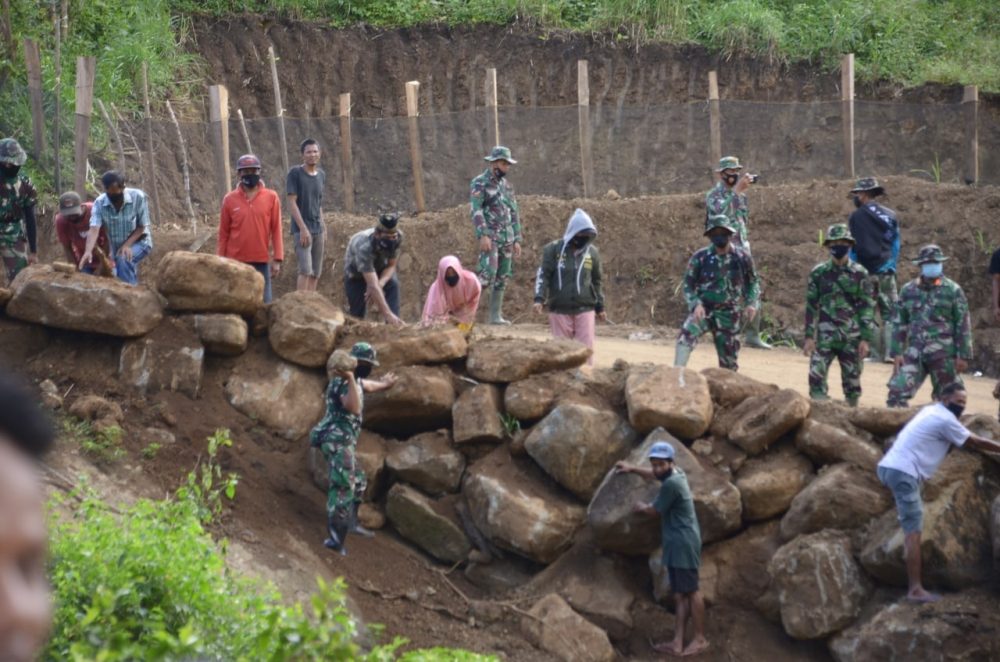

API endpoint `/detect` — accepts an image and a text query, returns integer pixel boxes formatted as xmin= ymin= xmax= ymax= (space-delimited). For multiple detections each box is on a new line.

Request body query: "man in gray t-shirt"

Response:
xmin=287 ymin=138 xmax=327 ymax=291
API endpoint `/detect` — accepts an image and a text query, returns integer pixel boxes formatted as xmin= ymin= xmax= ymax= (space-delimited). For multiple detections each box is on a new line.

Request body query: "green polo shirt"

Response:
xmin=653 ymin=468 xmax=702 ymax=569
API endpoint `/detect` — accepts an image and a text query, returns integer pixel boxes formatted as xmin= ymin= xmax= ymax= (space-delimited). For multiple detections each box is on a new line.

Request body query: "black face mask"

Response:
xmin=852 ymin=195 xmax=863 ymax=208
xmin=0 ymin=164 xmax=21 ymax=180
xmin=376 ymin=237 xmax=399 ymax=252
xmin=354 ymin=364 xmax=372 ymax=379
xmin=945 ymin=402 xmax=964 ymax=419
xmin=829 ymin=245 xmax=850 ymax=260
xmin=108 ymin=192 xmax=125 ymax=206
xmin=724 ymin=173 xmax=739 ymax=187
xmin=492 ymin=167 xmax=506 ymax=179
xmin=445 ymin=274 xmax=460 ymax=287
xmin=241 ymin=174 xmax=261 ymax=188
xmin=710 ymin=234 xmax=729 ymax=248
xmin=569 ymin=236 xmax=591 ymax=250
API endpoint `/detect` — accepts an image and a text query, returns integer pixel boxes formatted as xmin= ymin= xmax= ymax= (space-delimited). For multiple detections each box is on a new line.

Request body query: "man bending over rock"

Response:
xmin=616 ymin=442 xmax=708 ymax=657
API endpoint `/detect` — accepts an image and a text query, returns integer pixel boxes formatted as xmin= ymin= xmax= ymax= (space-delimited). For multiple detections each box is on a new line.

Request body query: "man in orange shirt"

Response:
xmin=218 ymin=154 xmax=284 ymax=303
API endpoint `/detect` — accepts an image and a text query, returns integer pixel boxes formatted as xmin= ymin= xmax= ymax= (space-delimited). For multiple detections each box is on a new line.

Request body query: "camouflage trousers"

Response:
xmin=886 ymin=347 xmax=963 ymax=407
xmin=808 ymin=339 xmax=864 ymax=405
xmin=319 ymin=439 xmax=367 ymax=516
xmin=477 ymin=241 xmax=514 ymax=292
xmin=869 ymin=273 xmax=897 ymax=358
xmin=678 ymin=306 xmax=742 ymax=371
xmin=0 ymin=236 xmax=28 ymax=284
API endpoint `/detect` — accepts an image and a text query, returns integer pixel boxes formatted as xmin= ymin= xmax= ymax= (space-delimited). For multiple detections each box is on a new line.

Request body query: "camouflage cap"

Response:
xmin=704 ymin=214 xmax=736 ymax=235
xmin=350 ymin=341 xmax=380 ymax=366
xmin=715 ymin=156 xmax=743 ymax=172
xmin=823 ymin=223 xmax=855 ymax=245
xmin=484 ymin=146 xmax=517 ymax=164
xmin=0 ymin=138 xmax=27 ymax=167
xmin=911 ymin=244 xmax=948 ymax=264
xmin=850 ymin=177 xmax=885 ymax=195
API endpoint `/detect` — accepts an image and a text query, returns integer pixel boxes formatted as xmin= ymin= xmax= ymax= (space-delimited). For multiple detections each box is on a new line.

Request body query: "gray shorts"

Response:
xmin=877 ymin=465 xmax=922 ymax=534
xmin=294 ymin=230 xmax=325 ymax=277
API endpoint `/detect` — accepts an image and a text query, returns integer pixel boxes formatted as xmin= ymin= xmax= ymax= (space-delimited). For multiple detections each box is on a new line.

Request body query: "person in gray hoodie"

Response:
xmin=533 ymin=208 xmax=605 ymax=364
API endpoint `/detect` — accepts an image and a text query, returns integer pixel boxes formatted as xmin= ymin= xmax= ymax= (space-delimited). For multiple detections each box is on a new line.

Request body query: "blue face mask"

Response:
xmin=921 ymin=262 xmax=943 ymax=279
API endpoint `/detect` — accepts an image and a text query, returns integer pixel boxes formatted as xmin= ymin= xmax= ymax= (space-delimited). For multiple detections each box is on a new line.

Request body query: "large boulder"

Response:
xmin=268 ymin=291 xmax=345 ymax=368
xmin=780 ymin=463 xmax=893 ymax=541
xmin=363 ymin=366 xmax=456 ymax=435
xmin=385 ymin=484 xmax=471 ymax=563
xmin=337 ymin=323 xmax=469 ymax=368
xmin=849 ymin=406 xmax=918 ymax=438
xmin=806 ymin=400 xmax=877 ymax=445
xmin=794 ymin=418 xmax=882 ymax=471
xmin=695 ymin=521 xmax=783 ymax=611
xmin=6 ymin=264 xmax=162 ymax=337
xmin=625 ymin=365 xmax=713 ymax=439
xmin=525 ymin=403 xmax=638 ymax=500
xmin=157 ymin=251 xmax=263 ymax=314
xmin=729 ymin=389 xmax=810 ymax=455
xmin=354 ymin=431 xmax=390 ymax=500
xmin=466 ymin=337 xmax=590 ymax=383
xmin=191 ymin=314 xmax=248 ymax=356
xmin=521 ymin=594 xmax=616 ymax=662
xmin=588 ymin=428 xmax=741 ymax=554
xmin=768 ymin=530 xmax=872 ymax=640
xmin=452 ymin=384 xmax=505 ymax=445
xmin=734 ymin=448 xmax=814 ymax=521
xmin=709 ymin=393 xmax=766 ymax=440
xmin=119 ymin=317 xmax=204 ymax=398
xmin=504 ymin=371 xmax=576 ymax=421
xmin=701 ymin=367 xmax=779 ymax=408
xmin=463 ymin=447 xmax=586 ymax=563
xmin=385 ymin=430 xmax=465 ymax=495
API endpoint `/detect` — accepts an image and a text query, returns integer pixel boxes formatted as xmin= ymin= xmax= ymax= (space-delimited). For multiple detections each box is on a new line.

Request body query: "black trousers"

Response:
xmin=344 ymin=274 xmax=400 ymax=319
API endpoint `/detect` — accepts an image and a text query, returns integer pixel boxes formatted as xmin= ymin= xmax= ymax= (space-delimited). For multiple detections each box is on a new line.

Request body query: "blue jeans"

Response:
xmin=877 ymin=465 xmax=923 ymax=534
xmin=113 ymin=242 xmax=150 ymax=285
xmin=249 ymin=262 xmax=272 ymax=303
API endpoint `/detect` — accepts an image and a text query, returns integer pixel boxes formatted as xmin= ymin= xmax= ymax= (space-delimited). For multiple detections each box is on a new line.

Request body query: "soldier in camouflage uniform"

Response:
xmin=470 ymin=146 xmax=522 ymax=324
xmin=887 ymin=245 xmax=972 ymax=408
xmin=310 ymin=342 xmax=397 ymax=554
xmin=803 ymin=224 xmax=876 ymax=406
xmin=0 ymin=138 xmax=38 ymax=284
xmin=675 ymin=215 xmax=760 ymax=371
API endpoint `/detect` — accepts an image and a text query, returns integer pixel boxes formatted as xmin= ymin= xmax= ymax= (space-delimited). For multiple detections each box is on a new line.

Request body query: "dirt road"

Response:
xmin=485 ymin=324 xmax=999 ymax=415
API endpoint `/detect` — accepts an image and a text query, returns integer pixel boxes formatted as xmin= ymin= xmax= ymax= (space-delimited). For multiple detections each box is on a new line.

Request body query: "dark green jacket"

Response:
xmin=534 ymin=241 xmax=604 ymax=315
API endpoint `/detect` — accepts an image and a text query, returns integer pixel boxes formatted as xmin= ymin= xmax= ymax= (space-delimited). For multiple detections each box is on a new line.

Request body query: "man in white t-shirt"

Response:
xmin=877 ymin=383 xmax=1000 ymax=602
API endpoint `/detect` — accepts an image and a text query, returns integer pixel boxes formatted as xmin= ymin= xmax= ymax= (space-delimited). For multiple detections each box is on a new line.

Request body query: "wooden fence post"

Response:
xmin=95 ymin=99 xmax=125 ymax=173
xmin=73 ymin=55 xmax=96 ymax=195
xmin=962 ymin=85 xmax=979 ymax=185
xmin=708 ymin=70 xmax=722 ymax=169
xmin=208 ymin=85 xmax=232 ymax=198
xmin=841 ymin=54 xmax=855 ymax=179
xmin=268 ymin=46 xmax=290 ymax=181
xmin=23 ymin=38 xmax=45 ymax=162
xmin=405 ymin=81 xmax=426 ymax=213
xmin=52 ymin=11 xmax=62 ymax=192
xmin=577 ymin=60 xmax=593 ymax=198
xmin=339 ymin=93 xmax=355 ymax=213
xmin=236 ymin=109 xmax=253 ymax=154
xmin=485 ymin=67 xmax=500 ymax=146
xmin=141 ymin=63 xmax=161 ymax=224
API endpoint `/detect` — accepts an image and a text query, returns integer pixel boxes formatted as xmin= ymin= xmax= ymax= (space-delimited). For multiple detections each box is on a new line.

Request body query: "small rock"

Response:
xmin=522 ymin=594 xmax=616 ymax=662
xmin=69 ymin=395 xmax=124 ymax=426
xmin=358 ymin=503 xmax=386 ymax=530
xmin=730 ymin=389 xmax=810 ymax=455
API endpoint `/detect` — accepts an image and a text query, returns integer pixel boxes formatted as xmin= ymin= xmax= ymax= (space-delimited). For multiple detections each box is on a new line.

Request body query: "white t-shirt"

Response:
xmin=878 ymin=403 xmax=969 ymax=480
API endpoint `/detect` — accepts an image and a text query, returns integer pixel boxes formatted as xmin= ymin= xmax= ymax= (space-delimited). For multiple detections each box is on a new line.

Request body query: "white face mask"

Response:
xmin=921 ymin=262 xmax=943 ymax=278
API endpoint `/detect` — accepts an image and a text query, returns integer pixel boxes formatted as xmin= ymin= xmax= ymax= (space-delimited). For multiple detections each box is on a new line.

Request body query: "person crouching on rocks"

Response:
xmin=421 ymin=255 xmax=482 ymax=332
xmin=616 ymin=442 xmax=708 ymax=657
xmin=310 ymin=342 xmax=397 ymax=554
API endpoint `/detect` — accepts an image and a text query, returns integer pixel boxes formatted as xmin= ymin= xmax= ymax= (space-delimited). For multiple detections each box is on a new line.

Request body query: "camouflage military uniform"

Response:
xmin=705 ymin=181 xmax=749 ymax=249
xmin=677 ymin=243 xmax=760 ymax=371
xmin=887 ymin=275 xmax=971 ymax=407
xmin=0 ymin=138 xmax=37 ymax=283
xmin=470 ymin=167 xmax=521 ymax=292
xmin=805 ymin=259 xmax=876 ymax=405
xmin=310 ymin=377 xmax=367 ymax=516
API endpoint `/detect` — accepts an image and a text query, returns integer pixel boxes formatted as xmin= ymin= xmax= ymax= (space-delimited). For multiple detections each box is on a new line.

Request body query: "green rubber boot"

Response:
xmin=881 ymin=324 xmax=894 ymax=364
xmin=489 ymin=289 xmax=511 ymax=325
xmin=674 ymin=343 xmax=693 ymax=367
xmin=743 ymin=314 xmax=772 ymax=350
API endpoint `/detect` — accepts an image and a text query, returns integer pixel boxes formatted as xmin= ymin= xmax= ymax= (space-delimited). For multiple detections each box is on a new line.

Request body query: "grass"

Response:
xmin=61 ymin=417 xmax=126 ymax=463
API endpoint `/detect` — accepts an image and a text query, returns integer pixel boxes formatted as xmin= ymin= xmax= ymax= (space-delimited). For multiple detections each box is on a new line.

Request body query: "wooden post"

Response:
xmin=112 ymin=103 xmax=145 ymax=192
xmin=208 ymin=85 xmax=232 ymax=198
xmin=52 ymin=9 xmax=62 ymax=192
xmin=73 ymin=56 xmax=96 ymax=195
xmin=962 ymin=85 xmax=979 ymax=185
xmin=23 ymin=38 xmax=45 ymax=162
xmin=141 ymin=63 xmax=161 ymax=224
xmin=577 ymin=60 xmax=593 ymax=198
xmin=268 ymin=46 xmax=290 ymax=181
xmin=236 ymin=108 xmax=253 ymax=154
xmin=841 ymin=54 xmax=855 ymax=179
xmin=405 ymin=81 xmax=426 ymax=213
xmin=708 ymin=70 xmax=722 ymax=168
xmin=165 ymin=99 xmax=197 ymax=231
xmin=95 ymin=99 xmax=125 ymax=173
xmin=485 ymin=67 xmax=500 ymax=146
xmin=339 ymin=93 xmax=355 ymax=213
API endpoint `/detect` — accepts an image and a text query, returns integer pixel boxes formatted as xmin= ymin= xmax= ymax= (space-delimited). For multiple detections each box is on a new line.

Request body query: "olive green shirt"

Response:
xmin=654 ymin=468 xmax=702 ymax=569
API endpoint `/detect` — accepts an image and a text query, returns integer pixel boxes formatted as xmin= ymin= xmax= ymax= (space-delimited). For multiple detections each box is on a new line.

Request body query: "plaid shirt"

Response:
xmin=90 ymin=188 xmax=152 ymax=250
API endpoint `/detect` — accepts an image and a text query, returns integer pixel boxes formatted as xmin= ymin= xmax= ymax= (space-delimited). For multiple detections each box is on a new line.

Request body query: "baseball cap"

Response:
xmin=59 ymin=191 xmax=83 ymax=217
xmin=648 ymin=441 xmax=675 ymax=461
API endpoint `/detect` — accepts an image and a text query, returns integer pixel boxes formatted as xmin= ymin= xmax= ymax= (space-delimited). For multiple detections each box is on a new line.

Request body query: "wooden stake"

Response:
xmin=962 ymin=85 xmax=979 ymax=185
xmin=208 ymin=85 xmax=232 ymax=198
xmin=141 ymin=63 xmax=161 ymax=224
xmin=112 ymin=103 xmax=146 ymax=193
xmin=23 ymin=38 xmax=45 ymax=162
xmin=165 ymin=99 xmax=197 ymax=230
xmin=268 ymin=46 xmax=290 ymax=181
xmin=95 ymin=99 xmax=125 ymax=173
xmin=485 ymin=68 xmax=500 ymax=146
xmin=236 ymin=108 xmax=253 ymax=154
xmin=577 ymin=60 xmax=593 ymax=198
xmin=339 ymin=93 xmax=355 ymax=213
xmin=405 ymin=81 xmax=426 ymax=213
xmin=708 ymin=70 xmax=722 ymax=169
xmin=841 ymin=54 xmax=855 ymax=179
xmin=52 ymin=9 xmax=62 ymax=193
xmin=72 ymin=56 xmax=96 ymax=195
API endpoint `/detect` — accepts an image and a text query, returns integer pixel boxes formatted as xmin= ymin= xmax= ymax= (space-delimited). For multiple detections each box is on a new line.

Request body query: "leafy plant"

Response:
xmin=499 ymin=412 xmax=521 ymax=438
xmin=910 ymin=153 xmax=943 ymax=183
xmin=62 ymin=417 xmax=125 ymax=462
xmin=635 ymin=264 xmax=660 ymax=287
xmin=141 ymin=442 xmax=162 ymax=459
xmin=175 ymin=427 xmax=239 ymax=521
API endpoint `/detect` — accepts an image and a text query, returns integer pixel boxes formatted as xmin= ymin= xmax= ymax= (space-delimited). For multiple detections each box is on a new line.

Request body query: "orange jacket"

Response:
xmin=218 ymin=185 xmax=284 ymax=264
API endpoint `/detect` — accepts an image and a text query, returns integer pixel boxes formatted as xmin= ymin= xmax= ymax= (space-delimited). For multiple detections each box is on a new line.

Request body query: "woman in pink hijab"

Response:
xmin=421 ymin=255 xmax=482 ymax=330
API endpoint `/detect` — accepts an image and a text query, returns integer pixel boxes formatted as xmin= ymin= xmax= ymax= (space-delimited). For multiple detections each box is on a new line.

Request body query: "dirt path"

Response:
xmin=485 ymin=324 xmax=999 ymax=415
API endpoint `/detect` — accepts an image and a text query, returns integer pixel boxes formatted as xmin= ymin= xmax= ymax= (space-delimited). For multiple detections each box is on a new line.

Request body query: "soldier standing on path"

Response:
xmin=803 ymin=224 xmax=876 ymax=407
xmin=0 ymin=138 xmax=38 ymax=284
xmin=886 ymin=245 xmax=972 ymax=408
xmin=470 ymin=146 xmax=522 ymax=325
xmin=705 ymin=155 xmax=771 ymax=350
xmin=674 ymin=215 xmax=760 ymax=372
xmin=848 ymin=177 xmax=900 ymax=362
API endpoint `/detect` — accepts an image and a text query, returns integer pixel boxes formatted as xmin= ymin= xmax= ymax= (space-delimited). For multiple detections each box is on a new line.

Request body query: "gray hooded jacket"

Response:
xmin=533 ymin=208 xmax=604 ymax=314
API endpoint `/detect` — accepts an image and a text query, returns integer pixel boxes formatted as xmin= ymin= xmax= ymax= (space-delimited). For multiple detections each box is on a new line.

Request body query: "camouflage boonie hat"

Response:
xmin=704 ymin=214 xmax=736 ymax=235
xmin=911 ymin=244 xmax=948 ymax=264
xmin=0 ymin=138 xmax=27 ymax=166
xmin=715 ymin=156 xmax=743 ymax=172
xmin=484 ymin=146 xmax=517 ymax=164
xmin=850 ymin=177 xmax=884 ymax=196
xmin=350 ymin=341 xmax=380 ymax=365
xmin=823 ymin=223 xmax=855 ymax=245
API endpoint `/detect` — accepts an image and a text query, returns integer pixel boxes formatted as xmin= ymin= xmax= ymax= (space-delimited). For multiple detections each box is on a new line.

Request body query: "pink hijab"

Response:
xmin=422 ymin=255 xmax=481 ymax=325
